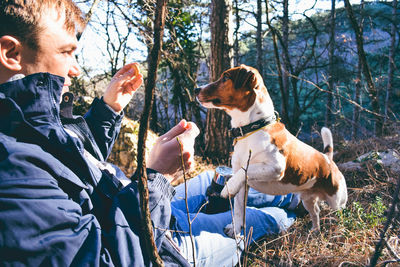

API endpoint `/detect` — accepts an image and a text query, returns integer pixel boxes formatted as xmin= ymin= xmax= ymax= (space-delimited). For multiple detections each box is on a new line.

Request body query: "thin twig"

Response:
xmin=287 ymin=73 xmax=384 ymax=118
xmin=338 ymin=261 xmax=361 ymax=267
xmin=190 ymin=201 xmax=209 ymax=224
xmin=379 ymin=259 xmax=400 ymax=266
xmin=258 ymin=232 xmax=293 ymax=247
xmin=241 ymin=150 xmax=252 ymax=267
xmin=227 ymin=183 xmax=242 ymax=267
xmin=241 ymin=249 xmax=277 ymax=263
xmin=384 ymin=239 xmax=400 ymax=261
xmin=244 ymin=226 xmax=254 ymax=265
xmin=133 ymin=0 xmax=168 ymax=266
xmin=177 ymin=137 xmax=196 ymax=267
xmin=370 ymin=175 xmax=400 ymax=266
xmin=154 ymin=227 xmax=189 ymax=234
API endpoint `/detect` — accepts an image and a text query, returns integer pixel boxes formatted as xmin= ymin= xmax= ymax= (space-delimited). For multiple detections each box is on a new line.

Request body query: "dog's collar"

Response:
xmin=230 ymin=113 xmax=278 ymax=139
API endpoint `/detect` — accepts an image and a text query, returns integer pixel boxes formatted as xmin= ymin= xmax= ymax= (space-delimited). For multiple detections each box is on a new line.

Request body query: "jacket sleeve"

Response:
xmin=101 ymin=169 xmax=176 ymax=266
xmin=0 ymin=141 xmax=178 ymax=266
xmin=84 ymin=97 xmax=123 ymax=160
xmin=0 ymin=144 xmax=104 ymax=266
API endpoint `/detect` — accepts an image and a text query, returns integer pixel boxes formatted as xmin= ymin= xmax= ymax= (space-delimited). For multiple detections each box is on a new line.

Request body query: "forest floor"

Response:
xmin=191 ymin=132 xmax=400 ymax=267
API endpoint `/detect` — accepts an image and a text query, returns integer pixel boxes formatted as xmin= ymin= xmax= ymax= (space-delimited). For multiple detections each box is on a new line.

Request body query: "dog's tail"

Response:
xmin=321 ymin=127 xmax=333 ymax=161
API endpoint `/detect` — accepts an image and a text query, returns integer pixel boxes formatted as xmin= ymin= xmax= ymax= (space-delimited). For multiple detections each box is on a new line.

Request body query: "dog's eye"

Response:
xmin=221 ymin=75 xmax=229 ymax=82
xmin=212 ymin=98 xmax=221 ymax=105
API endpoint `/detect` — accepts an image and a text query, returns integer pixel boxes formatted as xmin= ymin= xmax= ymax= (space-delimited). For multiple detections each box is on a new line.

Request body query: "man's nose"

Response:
xmin=194 ymin=88 xmax=201 ymax=95
xmin=69 ymin=56 xmax=81 ymax=77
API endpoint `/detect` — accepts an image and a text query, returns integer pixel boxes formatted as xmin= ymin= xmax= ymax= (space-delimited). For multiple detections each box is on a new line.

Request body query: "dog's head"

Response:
xmin=195 ymin=65 xmax=268 ymax=112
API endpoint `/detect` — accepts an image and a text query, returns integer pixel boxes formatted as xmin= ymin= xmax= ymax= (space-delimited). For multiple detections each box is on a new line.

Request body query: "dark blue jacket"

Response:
xmin=0 ymin=73 xmax=189 ymax=266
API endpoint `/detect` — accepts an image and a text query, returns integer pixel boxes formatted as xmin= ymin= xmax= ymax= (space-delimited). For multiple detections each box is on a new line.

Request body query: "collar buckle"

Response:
xmin=239 ymin=127 xmax=244 ymax=137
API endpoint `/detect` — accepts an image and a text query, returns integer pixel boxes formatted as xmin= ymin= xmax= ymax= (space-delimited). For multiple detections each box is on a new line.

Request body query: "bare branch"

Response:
xmin=133 ymin=0 xmax=169 ymax=266
xmin=227 ymin=183 xmax=242 ymax=267
xmin=176 ymin=137 xmax=196 ymax=267
xmin=287 ymin=73 xmax=384 ymax=118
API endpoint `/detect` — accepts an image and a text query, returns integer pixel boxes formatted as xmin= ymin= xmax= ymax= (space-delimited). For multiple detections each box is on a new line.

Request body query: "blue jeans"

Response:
xmin=170 ymin=171 xmax=300 ymax=266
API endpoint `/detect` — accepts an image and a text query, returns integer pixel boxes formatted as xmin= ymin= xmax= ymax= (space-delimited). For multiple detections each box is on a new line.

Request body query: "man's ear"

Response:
xmin=0 ymin=36 xmax=23 ymax=71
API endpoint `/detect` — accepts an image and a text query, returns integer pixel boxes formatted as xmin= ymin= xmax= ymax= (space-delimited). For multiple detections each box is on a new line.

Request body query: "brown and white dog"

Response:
xmin=195 ymin=65 xmax=347 ymax=237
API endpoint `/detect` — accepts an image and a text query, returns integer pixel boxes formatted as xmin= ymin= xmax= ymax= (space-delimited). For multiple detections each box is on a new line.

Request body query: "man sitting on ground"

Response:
xmin=0 ymin=1 xmax=300 ymax=266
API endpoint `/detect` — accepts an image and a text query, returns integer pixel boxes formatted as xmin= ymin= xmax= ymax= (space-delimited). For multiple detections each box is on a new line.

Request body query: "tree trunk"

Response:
xmin=384 ymin=0 xmax=397 ymax=124
xmin=344 ymin=0 xmax=382 ymax=136
xmin=281 ymin=0 xmax=290 ymax=126
xmin=352 ymin=1 xmax=364 ymax=140
xmin=256 ymin=0 xmax=263 ymax=76
xmin=326 ymin=0 xmax=336 ymax=127
xmin=234 ymin=0 xmax=240 ymax=66
xmin=150 ymin=96 xmax=158 ymax=132
xmin=352 ymin=58 xmax=362 ymax=140
xmin=133 ymin=0 xmax=168 ymax=266
xmin=205 ymin=0 xmax=234 ymax=164
xmin=265 ymin=0 xmax=290 ymax=125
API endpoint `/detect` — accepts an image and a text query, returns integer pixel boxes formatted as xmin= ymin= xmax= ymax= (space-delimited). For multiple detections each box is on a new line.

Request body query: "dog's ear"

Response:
xmin=233 ymin=65 xmax=258 ymax=90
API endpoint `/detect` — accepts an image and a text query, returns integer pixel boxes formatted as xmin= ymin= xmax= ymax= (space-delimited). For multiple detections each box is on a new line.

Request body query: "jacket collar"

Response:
xmin=0 ymin=73 xmax=64 ymax=118
xmin=0 ymin=73 xmax=64 ymax=136
xmin=0 ymin=73 xmax=94 ymax=187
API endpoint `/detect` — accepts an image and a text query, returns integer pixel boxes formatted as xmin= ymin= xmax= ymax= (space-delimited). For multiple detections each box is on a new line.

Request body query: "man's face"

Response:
xmin=20 ymin=9 xmax=80 ymax=95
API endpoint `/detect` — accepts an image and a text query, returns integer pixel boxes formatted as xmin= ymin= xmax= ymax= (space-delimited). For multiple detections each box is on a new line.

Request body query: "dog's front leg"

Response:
xmin=220 ymin=168 xmax=245 ymax=198
xmin=224 ymin=186 xmax=246 ymax=238
xmin=221 ymin=158 xmax=284 ymax=198
xmin=246 ymin=160 xmax=285 ymax=182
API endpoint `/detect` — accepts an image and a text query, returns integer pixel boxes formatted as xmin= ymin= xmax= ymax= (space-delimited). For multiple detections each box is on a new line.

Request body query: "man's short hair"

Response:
xmin=0 ymin=0 xmax=85 ymax=50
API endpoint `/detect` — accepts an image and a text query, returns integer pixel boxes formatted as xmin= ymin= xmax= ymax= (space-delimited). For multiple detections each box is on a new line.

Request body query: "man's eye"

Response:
xmin=62 ymin=50 xmax=74 ymax=55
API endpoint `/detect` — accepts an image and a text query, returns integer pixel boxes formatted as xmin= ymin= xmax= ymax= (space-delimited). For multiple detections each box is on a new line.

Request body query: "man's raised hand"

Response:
xmin=103 ymin=63 xmax=143 ymax=113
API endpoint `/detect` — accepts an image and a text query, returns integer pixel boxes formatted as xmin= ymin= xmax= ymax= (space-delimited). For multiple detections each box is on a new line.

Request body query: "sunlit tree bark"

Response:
xmin=344 ymin=0 xmax=382 ymax=136
xmin=256 ymin=0 xmax=263 ymax=76
xmin=384 ymin=0 xmax=397 ymax=124
xmin=352 ymin=1 xmax=365 ymax=140
xmin=326 ymin=0 xmax=336 ymax=127
xmin=134 ymin=0 xmax=168 ymax=266
xmin=204 ymin=0 xmax=234 ymax=163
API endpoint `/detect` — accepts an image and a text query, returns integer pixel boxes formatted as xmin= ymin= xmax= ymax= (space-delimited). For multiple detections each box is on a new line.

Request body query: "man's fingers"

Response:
xmin=112 ymin=63 xmax=140 ymax=83
xmin=118 ymin=63 xmax=137 ymax=75
xmin=122 ymin=73 xmax=143 ymax=93
xmin=177 ymin=151 xmax=192 ymax=171
xmin=113 ymin=64 xmax=131 ymax=78
xmin=182 ymin=151 xmax=191 ymax=160
xmin=182 ymin=151 xmax=193 ymax=170
xmin=114 ymin=68 xmax=135 ymax=84
xmin=160 ymin=120 xmax=188 ymax=141
xmin=178 ymin=122 xmax=200 ymax=140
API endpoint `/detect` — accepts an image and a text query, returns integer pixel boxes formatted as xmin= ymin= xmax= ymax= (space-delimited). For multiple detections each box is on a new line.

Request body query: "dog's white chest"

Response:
xmin=232 ymin=130 xmax=278 ymax=170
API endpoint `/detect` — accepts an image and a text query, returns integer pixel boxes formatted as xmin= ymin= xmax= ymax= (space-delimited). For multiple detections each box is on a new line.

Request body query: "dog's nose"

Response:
xmin=194 ymin=87 xmax=201 ymax=95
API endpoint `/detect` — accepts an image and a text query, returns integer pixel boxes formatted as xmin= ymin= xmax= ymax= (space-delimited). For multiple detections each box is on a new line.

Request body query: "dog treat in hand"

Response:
xmin=130 ymin=64 xmax=140 ymax=76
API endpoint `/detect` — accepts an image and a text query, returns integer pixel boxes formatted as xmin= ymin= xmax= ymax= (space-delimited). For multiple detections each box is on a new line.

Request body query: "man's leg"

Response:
xmin=172 ymin=170 xmax=300 ymax=213
xmin=171 ymin=170 xmax=214 ymax=213
xmin=171 ymin=204 xmax=296 ymax=266
xmin=247 ymin=187 xmax=301 ymax=210
xmin=171 ymin=171 xmax=298 ymax=266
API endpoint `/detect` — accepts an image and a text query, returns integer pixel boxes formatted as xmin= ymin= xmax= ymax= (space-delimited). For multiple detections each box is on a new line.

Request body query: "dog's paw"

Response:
xmin=220 ymin=187 xmax=229 ymax=198
xmin=224 ymin=223 xmax=241 ymax=239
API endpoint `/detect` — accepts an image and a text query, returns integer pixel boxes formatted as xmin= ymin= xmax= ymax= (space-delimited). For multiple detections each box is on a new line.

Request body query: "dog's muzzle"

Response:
xmin=194 ymin=87 xmax=201 ymax=96
xmin=194 ymin=88 xmax=202 ymax=104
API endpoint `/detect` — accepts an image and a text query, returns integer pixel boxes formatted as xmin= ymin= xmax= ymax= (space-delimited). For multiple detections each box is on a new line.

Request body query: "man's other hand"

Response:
xmin=148 ymin=120 xmax=200 ymax=183
xmin=103 ymin=63 xmax=143 ymax=113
